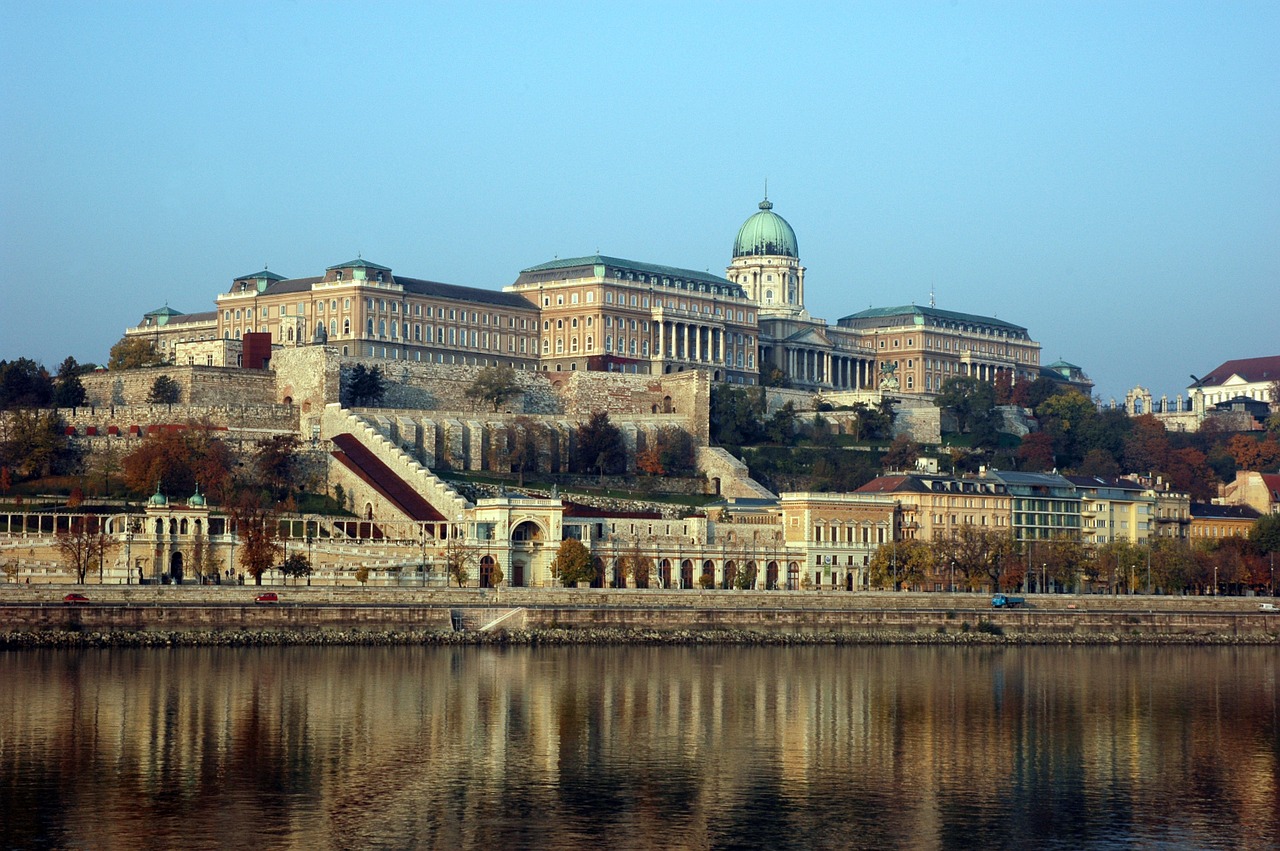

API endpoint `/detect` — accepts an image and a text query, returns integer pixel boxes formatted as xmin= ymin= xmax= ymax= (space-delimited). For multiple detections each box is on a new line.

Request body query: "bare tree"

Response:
xmin=55 ymin=516 xmax=116 ymax=583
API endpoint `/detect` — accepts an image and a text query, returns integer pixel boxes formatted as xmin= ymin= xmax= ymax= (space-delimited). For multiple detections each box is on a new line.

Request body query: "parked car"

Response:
xmin=255 ymin=592 xmax=279 ymax=604
xmin=63 ymin=593 xmax=90 ymax=605
xmin=1260 ymin=602 xmax=1278 ymax=612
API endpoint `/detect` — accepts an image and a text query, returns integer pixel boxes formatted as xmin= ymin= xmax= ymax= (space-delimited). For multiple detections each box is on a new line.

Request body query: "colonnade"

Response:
xmin=655 ymin=320 xmax=750 ymax=372
xmin=778 ymin=347 xmax=875 ymax=390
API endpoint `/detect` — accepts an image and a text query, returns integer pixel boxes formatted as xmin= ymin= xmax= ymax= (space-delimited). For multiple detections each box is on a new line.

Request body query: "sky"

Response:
xmin=2 ymin=1 xmax=1277 ymax=403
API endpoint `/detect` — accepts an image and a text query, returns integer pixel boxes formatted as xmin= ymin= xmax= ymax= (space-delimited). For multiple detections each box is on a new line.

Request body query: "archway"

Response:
xmin=701 ymin=560 xmax=715 ymax=588
xmin=787 ymin=561 xmax=800 ymax=590
xmin=611 ymin=560 xmax=625 ymax=589
xmin=722 ymin=560 xmax=737 ymax=590
xmin=766 ymin=561 xmax=779 ymax=590
xmin=590 ymin=557 xmax=605 ymax=588
xmin=845 ymin=573 xmax=853 ymax=592
xmin=169 ymin=551 xmax=184 ymax=584
xmin=659 ymin=559 xmax=672 ymax=589
xmin=680 ymin=559 xmax=694 ymax=589
xmin=479 ymin=555 xmax=497 ymax=588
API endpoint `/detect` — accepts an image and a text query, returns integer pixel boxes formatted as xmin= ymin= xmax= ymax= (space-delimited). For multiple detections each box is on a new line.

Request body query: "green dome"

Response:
xmin=732 ymin=198 xmax=798 ymax=259
xmin=188 ymin=484 xmax=206 ymax=508
xmin=148 ymin=483 xmax=168 ymax=507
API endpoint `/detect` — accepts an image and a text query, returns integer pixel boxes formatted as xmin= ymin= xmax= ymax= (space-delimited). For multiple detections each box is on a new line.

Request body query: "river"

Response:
xmin=2 ymin=645 xmax=1277 ymax=850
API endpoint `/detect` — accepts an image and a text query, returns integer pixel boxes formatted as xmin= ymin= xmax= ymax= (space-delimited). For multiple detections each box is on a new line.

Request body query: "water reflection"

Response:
xmin=1 ymin=646 xmax=1276 ymax=850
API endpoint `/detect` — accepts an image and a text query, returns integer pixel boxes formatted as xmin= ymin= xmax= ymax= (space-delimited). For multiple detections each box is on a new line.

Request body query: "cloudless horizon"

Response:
xmin=3 ymin=1 xmax=1277 ymax=403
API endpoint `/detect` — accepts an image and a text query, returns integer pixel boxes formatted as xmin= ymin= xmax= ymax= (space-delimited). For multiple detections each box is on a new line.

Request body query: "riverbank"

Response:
xmin=2 ymin=585 xmax=1278 ymax=647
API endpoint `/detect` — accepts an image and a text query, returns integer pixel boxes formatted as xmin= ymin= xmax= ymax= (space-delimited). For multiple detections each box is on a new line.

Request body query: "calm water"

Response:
xmin=1 ymin=645 xmax=1277 ymax=851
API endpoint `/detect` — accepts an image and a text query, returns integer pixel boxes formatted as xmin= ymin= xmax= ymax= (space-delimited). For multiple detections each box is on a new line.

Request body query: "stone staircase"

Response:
xmin=449 ymin=607 xmax=527 ymax=632
xmin=324 ymin=404 xmax=471 ymax=521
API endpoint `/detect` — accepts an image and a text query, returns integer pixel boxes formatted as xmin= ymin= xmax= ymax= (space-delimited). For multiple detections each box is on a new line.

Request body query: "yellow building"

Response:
xmin=854 ymin=473 xmax=1013 ymax=542
xmin=1065 ymin=475 xmax=1155 ymax=546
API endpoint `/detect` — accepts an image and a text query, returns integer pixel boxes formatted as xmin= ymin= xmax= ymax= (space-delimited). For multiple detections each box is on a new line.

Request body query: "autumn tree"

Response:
xmin=108 ymin=337 xmax=164 ymax=370
xmin=231 ymin=491 xmax=282 ymax=585
xmin=637 ymin=427 xmax=696 ymax=477
xmin=0 ymin=409 xmax=78 ymax=481
xmin=1227 ymin=433 xmax=1280 ymax=471
xmin=1149 ymin=538 xmax=1196 ymax=594
xmin=617 ymin=537 xmax=654 ymax=588
xmin=550 ymin=537 xmax=593 ymax=587
xmin=1034 ymin=390 xmax=1097 ymax=470
xmin=936 ymin=526 xmax=1021 ymax=592
xmin=502 ymin=417 xmax=542 ymax=486
xmin=253 ymin=434 xmax=300 ymax=500
xmin=465 ymin=365 xmax=523 ymax=412
xmin=1091 ymin=540 xmax=1147 ymax=594
xmin=868 ymin=538 xmax=933 ymax=590
xmin=122 ymin=426 xmax=234 ymax=503
xmin=881 ymin=434 xmax=921 ymax=471
xmin=55 ymin=516 xmax=116 ymax=583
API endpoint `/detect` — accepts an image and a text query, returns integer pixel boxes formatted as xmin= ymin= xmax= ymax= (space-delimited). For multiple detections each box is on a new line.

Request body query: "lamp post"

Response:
xmin=124 ymin=530 xmax=132 ymax=585
xmin=1213 ymin=565 xmax=1218 ymax=597
xmin=1042 ymin=562 xmax=1047 ymax=596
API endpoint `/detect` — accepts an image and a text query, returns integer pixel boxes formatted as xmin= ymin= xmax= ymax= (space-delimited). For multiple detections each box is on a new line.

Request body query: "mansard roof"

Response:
xmin=837 ymin=304 xmax=1029 ymax=336
xmin=516 ymin=254 xmax=742 ymax=295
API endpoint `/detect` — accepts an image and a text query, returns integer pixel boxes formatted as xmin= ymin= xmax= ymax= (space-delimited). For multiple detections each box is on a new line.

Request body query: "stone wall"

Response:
xmin=82 ymin=366 xmax=277 ymax=407
xmin=272 ymin=347 xmax=342 ymax=436
xmin=338 ymin=357 xmax=560 ymax=414
xmin=44 ymin=404 xmax=298 ymax=437
xmin=697 ymin=447 xmax=777 ymax=500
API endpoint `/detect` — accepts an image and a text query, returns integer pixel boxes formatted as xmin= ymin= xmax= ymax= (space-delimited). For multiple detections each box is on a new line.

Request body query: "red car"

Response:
xmin=63 ymin=593 xmax=90 ymax=605
xmin=254 ymin=592 xmax=279 ymax=604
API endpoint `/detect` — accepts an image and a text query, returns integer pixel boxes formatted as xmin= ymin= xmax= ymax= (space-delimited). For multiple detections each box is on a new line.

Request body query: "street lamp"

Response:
xmin=1213 ymin=565 xmax=1218 ymax=597
xmin=124 ymin=530 xmax=132 ymax=585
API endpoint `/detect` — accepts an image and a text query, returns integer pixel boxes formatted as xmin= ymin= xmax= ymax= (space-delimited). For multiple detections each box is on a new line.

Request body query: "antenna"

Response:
xmin=930 ymin=284 xmax=936 ymax=309
xmin=764 ymin=178 xmax=768 ymax=201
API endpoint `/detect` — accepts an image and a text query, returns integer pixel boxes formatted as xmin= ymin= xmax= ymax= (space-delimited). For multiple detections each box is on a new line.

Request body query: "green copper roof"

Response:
xmin=837 ymin=305 xmax=1028 ymax=334
xmin=326 ymin=258 xmax=392 ymax=272
xmin=733 ymin=198 xmax=798 ymax=259
xmin=144 ymin=306 xmax=185 ymax=318
xmin=519 ymin=255 xmax=734 ymax=287
xmin=234 ymin=269 xmax=287 ymax=282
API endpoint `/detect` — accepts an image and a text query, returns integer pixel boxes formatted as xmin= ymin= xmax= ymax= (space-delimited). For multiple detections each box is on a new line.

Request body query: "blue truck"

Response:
xmin=991 ymin=594 xmax=1027 ymax=608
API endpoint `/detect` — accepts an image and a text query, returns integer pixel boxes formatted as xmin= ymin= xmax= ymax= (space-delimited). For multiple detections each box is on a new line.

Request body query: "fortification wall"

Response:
xmin=82 ymin=366 xmax=277 ymax=407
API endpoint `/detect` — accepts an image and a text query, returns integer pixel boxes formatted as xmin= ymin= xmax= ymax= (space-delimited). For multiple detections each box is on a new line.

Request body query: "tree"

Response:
xmin=638 ymin=427 xmax=696 ymax=477
xmin=52 ymin=357 xmax=89 ymax=408
xmin=1150 ymin=538 xmax=1196 ymax=594
xmin=550 ymin=537 xmax=593 ymax=587
xmin=868 ymin=538 xmax=933 ymax=590
xmin=881 ymin=434 xmax=920 ymax=471
xmin=147 ymin=375 xmax=181 ymax=404
xmin=1249 ymin=514 xmax=1280 ymax=555
xmin=465 ymin=365 xmax=523 ymax=412
xmin=1227 ymin=434 xmax=1280 ymax=472
xmin=936 ymin=526 xmax=1021 ymax=591
xmin=1016 ymin=432 xmax=1056 ymax=472
xmin=1035 ymin=390 xmax=1097 ymax=470
xmin=108 ymin=337 xmax=164 ymax=370
xmin=710 ymin=384 xmax=765 ymax=446
xmin=503 ymin=417 xmax=542 ymax=486
xmin=122 ymin=426 xmax=234 ymax=502
xmin=231 ymin=492 xmax=282 ymax=585
xmin=444 ymin=533 xmax=479 ymax=587
xmin=0 ymin=409 xmax=78 ymax=481
xmin=254 ymin=434 xmax=299 ymax=499
xmin=55 ymin=516 xmax=115 ymax=583
xmin=1092 ymin=540 xmax=1147 ymax=594
xmin=0 ymin=358 xmax=54 ymax=409
xmin=1076 ymin=448 xmax=1121 ymax=477
xmin=573 ymin=411 xmax=625 ymax=477
xmin=355 ymin=565 xmax=370 ymax=586
xmin=281 ymin=552 xmax=313 ymax=586
xmin=765 ymin=402 xmax=798 ymax=445
xmin=342 ymin=364 xmax=386 ymax=407
xmin=935 ymin=376 xmax=997 ymax=435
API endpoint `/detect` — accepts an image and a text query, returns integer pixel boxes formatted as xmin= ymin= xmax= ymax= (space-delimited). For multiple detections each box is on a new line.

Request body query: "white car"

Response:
xmin=1260 ymin=602 xmax=1278 ymax=612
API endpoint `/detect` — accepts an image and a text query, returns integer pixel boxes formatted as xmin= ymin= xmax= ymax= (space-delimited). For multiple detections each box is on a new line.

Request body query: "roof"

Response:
xmin=733 ymin=198 xmax=799 ymax=259
xmin=1190 ymin=503 xmax=1262 ymax=521
xmin=1064 ymin=475 xmax=1144 ymax=492
xmin=144 ymin=305 xmax=185 ymax=318
xmin=397 ymin=276 xmax=537 ymax=309
xmin=986 ymin=470 xmax=1074 ymax=489
xmin=1193 ymin=355 xmax=1280 ymax=388
xmin=855 ymin=475 xmax=931 ymax=495
xmin=165 ymin=310 xmax=216 ymax=325
xmin=233 ymin=269 xmax=287 ymax=283
xmin=326 ymin=258 xmax=393 ymax=272
xmin=518 ymin=254 xmax=735 ymax=287
xmin=837 ymin=304 xmax=1029 ymax=334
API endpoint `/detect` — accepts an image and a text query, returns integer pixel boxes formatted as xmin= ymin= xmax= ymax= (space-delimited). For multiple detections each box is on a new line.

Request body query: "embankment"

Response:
xmin=2 ymin=587 xmax=1278 ymax=647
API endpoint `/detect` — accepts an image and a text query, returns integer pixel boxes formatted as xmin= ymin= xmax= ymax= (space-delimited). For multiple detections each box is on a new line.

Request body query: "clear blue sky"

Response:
xmin=2 ymin=1 xmax=1277 ymax=402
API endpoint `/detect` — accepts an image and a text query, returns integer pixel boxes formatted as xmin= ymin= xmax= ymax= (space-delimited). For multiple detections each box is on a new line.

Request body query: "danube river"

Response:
xmin=2 ymin=645 xmax=1277 ymax=850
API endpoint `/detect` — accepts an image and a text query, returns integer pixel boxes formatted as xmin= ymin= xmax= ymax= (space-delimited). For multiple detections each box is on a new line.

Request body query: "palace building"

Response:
xmin=122 ymin=196 xmax=1044 ymax=397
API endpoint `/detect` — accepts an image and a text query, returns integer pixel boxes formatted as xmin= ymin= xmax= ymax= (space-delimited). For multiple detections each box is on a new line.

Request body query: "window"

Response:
xmin=571 ymin=293 xmax=579 ymax=304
